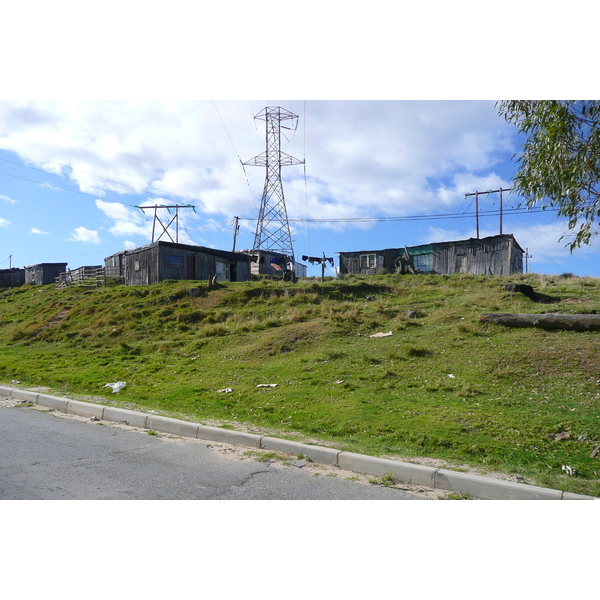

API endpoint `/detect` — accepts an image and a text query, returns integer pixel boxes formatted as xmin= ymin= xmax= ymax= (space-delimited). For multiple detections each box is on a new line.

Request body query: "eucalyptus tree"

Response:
xmin=498 ymin=100 xmax=600 ymax=250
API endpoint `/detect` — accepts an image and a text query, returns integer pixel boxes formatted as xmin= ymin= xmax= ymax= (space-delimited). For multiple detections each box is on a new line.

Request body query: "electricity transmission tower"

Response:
xmin=243 ymin=106 xmax=304 ymax=263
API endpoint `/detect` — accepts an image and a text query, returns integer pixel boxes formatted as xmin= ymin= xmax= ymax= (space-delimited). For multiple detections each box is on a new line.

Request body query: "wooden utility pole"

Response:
xmin=136 ymin=204 xmax=196 ymax=243
xmin=464 ymin=187 xmax=512 ymax=238
xmin=499 ymin=187 xmax=504 ymax=234
xmin=475 ymin=192 xmax=479 ymax=238
xmin=525 ymin=248 xmax=533 ymax=273
xmin=232 ymin=216 xmax=240 ymax=252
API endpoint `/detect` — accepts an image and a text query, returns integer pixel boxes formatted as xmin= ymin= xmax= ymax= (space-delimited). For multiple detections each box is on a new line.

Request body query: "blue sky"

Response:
xmin=1 ymin=99 xmax=598 ymax=278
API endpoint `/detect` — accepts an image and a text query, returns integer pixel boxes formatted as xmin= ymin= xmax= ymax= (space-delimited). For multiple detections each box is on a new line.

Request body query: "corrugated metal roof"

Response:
xmin=406 ymin=244 xmax=432 ymax=256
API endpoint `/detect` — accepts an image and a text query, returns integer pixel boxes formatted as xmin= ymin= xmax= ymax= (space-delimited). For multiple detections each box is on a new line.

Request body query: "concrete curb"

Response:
xmin=1 ymin=385 xmax=596 ymax=500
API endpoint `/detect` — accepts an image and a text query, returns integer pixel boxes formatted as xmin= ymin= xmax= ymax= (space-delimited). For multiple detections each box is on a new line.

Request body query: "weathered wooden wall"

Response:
xmin=432 ymin=236 xmax=521 ymax=276
xmin=0 ymin=268 xmax=25 ymax=287
xmin=105 ymin=242 xmax=251 ymax=285
xmin=338 ymin=235 xmax=523 ymax=277
xmin=338 ymin=249 xmax=397 ymax=275
xmin=24 ymin=263 xmax=68 ymax=285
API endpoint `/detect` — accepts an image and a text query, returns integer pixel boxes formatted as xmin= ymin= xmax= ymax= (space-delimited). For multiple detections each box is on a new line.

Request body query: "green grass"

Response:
xmin=2 ymin=273 xmax=600 ymax=496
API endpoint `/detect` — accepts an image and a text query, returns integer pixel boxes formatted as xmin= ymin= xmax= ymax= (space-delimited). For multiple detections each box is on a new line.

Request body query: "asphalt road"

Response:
xmin=0 ymin=404 xmax=429 ymax=500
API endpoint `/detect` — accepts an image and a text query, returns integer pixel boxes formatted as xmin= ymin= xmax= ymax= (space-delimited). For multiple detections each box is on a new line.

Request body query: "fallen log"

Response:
xmin=480 ymin=313 xmax=600 ymax=331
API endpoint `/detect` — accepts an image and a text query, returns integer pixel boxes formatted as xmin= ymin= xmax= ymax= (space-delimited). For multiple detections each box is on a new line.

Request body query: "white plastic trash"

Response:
xmin=103 ymin=381 xmax=126 ymax=393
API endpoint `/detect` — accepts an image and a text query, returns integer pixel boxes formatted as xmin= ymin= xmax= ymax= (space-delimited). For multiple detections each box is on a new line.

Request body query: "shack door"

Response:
xmin=215 ymin=259 xmax=229 ymax=281
xmin=186 ymin=256 xmax=195 ymax=279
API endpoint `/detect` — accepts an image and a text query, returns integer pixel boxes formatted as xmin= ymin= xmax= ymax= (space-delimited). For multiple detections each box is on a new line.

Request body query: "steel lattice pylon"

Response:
xmin=243 ymin=106 xmax=304 ymax=263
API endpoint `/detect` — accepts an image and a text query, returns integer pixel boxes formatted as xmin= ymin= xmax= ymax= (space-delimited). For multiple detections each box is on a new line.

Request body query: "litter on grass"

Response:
xmin=217 ymin=387 xmax=233 ymax=393
xmin=370 ymin=331 xmax=393 ymax=338
xmin=549 ymin=431 xmax=571 ymax=441
xmin=257 ymin=383 xmax=278 ymax=388
xmin=103 ymin=381 xmax=126 ymax=393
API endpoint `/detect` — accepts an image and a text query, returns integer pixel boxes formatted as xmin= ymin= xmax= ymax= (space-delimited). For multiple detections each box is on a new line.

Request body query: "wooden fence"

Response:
xmin=55 ymin=266 xmax=123 ymax=289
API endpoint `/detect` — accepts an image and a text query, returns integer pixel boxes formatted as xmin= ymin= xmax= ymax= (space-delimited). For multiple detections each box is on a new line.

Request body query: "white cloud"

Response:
xmin=0 ymin=217 xmax=9 ymax=227
xmin=0 ymin=100 xmax=516 ymax=230
xmin=433 ymin=172 xmax=515 ymax=208
xmin=283 ymin=100 xmax=516 ymax=220
xmin=40 ymin=182 xmax=63 ymax=192
xmin=69 ymin=226 xmax=101 ymax=244
xmin=0 ymin=194 xmax=16 ymax=204
xmin=30 ymin=227 xmax=48 ymax=234
xmin=95 ymin=199 xmax=151 ymax=238
xmin=509 ymin=222 xmax=598 ymax=262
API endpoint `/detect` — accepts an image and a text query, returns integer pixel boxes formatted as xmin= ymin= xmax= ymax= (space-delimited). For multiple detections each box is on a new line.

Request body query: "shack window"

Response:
xmin=412 ymin=253 xmax=432 ymax=273
xmin=134 ymin=260 xmax=140 ymax=271
xmin=360 ymin=254 xmax=376 ymax=269
xmin=165 ymin=254 xmax=183 ymax=266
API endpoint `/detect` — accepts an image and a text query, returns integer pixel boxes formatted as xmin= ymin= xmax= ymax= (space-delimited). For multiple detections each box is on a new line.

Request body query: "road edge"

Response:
xmin=2 ymin=385 xmax=595 ymax=500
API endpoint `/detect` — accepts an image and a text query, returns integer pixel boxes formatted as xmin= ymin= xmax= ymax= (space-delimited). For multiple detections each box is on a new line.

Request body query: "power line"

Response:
xmin=0 ymin=169 xmax=120 ymax=201
xmin=465 ymin=187 xmax=512 ymax=238
xmin=0 ymin=139 xmax=584 ymax=236
xmin=1 ymin=164 xmax=580 ymax=229
xmin=236 ymin=204 xmax=572 ymax=224
xmin=504 ymin=197 xmax=564 ymax=272
xmin=0 ymin=166 xmax=149 ymax=207
xmin=212 ymin=101 xmax=258 ymax=213
xmin=0 ymin=143 xmax=151 ymax=200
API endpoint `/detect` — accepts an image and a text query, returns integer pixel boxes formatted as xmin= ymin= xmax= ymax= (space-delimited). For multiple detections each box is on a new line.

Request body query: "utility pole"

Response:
xmin=231 ymin=216 xmax=240 ymax=252
xmin=525 ymin=248 xmax=533 ymax=273
xmin=136 ymin=204 xmax=196 ymax=243
xmin=464 ymin=187 xmax=512 ymax=238
xmin=499 ymin=187 xmax=504 ymax=235
xmin=243 ymin=107 xmax=304 ymax=265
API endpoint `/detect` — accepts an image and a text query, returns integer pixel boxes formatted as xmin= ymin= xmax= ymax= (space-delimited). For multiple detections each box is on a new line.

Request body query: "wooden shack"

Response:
xmin=0 ymin=268 xmax=26 ymax=287
xmin=24 ymin=263 xmax=68 ymax=285
xmin=338 ymin=234 xmax=524 ymax=276
xmin=431 ymin=234 xmax=523 ymax=276
xmin=104 ymin=241 xmax=251 ymax=285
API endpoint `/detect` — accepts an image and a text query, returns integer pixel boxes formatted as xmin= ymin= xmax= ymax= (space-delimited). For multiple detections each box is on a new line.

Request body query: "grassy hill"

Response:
xmin=2 ymin=272 xmax=600 ymax=496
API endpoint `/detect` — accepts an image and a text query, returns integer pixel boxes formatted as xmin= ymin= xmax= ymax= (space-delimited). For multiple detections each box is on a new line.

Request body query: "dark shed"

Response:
xmin=24 ymin=263 xmax=68 ymax=285
xmin=0 ymin=268 xmax=26 ymax=287
xmin=104 ymin=241 xmax=251 ymax=285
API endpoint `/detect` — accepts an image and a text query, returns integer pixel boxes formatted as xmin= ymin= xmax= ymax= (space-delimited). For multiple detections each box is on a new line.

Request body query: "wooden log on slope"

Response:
xmin=480 ymin=313 xmax=600 ymax=331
